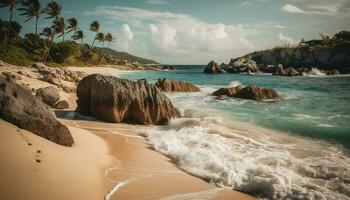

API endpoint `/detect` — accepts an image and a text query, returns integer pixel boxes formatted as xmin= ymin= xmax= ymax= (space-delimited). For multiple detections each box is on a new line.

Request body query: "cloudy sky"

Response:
xmin=1 ymin=0 xmax=349 ymax=64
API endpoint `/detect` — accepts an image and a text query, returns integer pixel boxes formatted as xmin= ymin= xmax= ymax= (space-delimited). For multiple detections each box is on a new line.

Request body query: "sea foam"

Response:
xmin=141 ymin=114 xmax=350 ymax=200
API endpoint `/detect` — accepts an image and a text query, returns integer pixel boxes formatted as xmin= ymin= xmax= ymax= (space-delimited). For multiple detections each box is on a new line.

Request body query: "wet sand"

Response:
xmin=61 ymin=116 xmax=255 ymax=200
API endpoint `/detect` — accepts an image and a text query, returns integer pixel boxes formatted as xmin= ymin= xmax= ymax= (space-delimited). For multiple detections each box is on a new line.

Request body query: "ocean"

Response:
xmin=119 ymin=65 xmax=350 ymax=199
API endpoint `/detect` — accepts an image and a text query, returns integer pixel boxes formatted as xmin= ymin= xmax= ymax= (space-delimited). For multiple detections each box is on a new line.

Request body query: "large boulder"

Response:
xmin=212 ymin=86 xmax=242 ymax=97
xmin=53 ymin=100 xmax=69 ymax=109
xmin=155 ymin=78 xmax=200 ymax=92
xmin=36 ymin=86 xmax=60 ymax=107
xmin=76 ymin=74 xmax=181 ymax=125
xmin=0 ymin=78 xmax=74 ymax=146
xmin=204 ymin=61 xmax=223 ymax=73
xmin=232 ymin=85 xmax=280 ymax=101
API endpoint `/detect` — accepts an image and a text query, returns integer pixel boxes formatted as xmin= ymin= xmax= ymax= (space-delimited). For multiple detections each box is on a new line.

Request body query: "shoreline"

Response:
xmin=0 ymin=63 xmax=255 ymax=200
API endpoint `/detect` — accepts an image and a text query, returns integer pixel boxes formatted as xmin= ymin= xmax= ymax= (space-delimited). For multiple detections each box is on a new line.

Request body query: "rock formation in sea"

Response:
xmin=155 ymin=78 xmax=200 ymax=92
xmin=212 ymin=85 xmax=280 ymax=101
xmin=76 ymin=74 xmax=181 ymax=125
xmin=204 ymin=61 xmax=226 ymax=73
xmin=224 ymin=56 xmax=259 ymax=73
xmin=0 ymin=77 xmax=74 ymax=146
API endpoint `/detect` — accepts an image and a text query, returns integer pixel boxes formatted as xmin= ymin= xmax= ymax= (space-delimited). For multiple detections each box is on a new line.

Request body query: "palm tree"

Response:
xmin=104 ymin=33 xmax=115 ymax=48
xmin=44 ymin=1 xmax=61 ymax=19
xmin=18 ymin=0 xmax=43 ymax=36
xmin=40 ymin=27 xmax=55 ymax=62
xmin=89 ymin=20 xmax=99 ymax=47
xmin=52 ymin=16 xmax=65 ymax=41
xmin=0 ymin=0 xmax=17 ymax=44
xmin=72 ymin=29 xmax=84 ymax=44
xmin=66 ymin=17 xmax=78 ymax=35
xmin=96 ymin=32 xmax=104 ymax=47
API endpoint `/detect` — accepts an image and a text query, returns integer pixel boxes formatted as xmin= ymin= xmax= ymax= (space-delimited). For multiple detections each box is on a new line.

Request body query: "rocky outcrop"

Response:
xmin=76 ymin=74 xmax=181 ymax=125
xmin=36 ymin=86 xmax=60 ymax=107
xmin=53 ymin=100 xmax=69 ymax=109
xmin=204 ymin=61 xmax=225 ymax=73
xmin=232 ymin=44 xmax=350 ymax=73
xmin=2 ymin=71 xmax=22 ymax=82
xmin=0 ymin=77 xmax=74 ymax=146
xmin=226 ymin=56 xmax=259 ymax=73
xmin=274 ymin=65 xmax=301 ymax=76
xmin=212 ymin=85 xmax=280 ymax=101
xmin=212 ymin=86 xmax=242 ymax=97
xmin=233 ymin=85 xmax=280 ymax=101
xmin=155 ymin=78 xmax=200 ymax=92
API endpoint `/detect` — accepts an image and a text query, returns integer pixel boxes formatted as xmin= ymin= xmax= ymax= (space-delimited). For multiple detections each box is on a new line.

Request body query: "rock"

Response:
xmin=227 ymin=57 xmax=259 ymax=73
xmin=63 ymin=85 xmax=76 ymax=93
xmin=36 ymin=86 xmax=60 ymax=107
xmin=212 ymin=86 xmax=242 ymax=97
xmin=275 ymin=64 xmax=286 ymax=76
xmin=53 ymin=100 xmax=69 ymax=109
xmin=42 ymin=74 xmax=62 ymax=86
xmin=0 ymin=77 xmax=74 ymax=146
xmin=0 ymin=60 xmax=4 ymax=66
xmin=204 ymin=61 xmax=222 ymax=73
xmin=216 ymin=95 xmax=225 ymax=100
xmin=284 ymin=67 xmax=300 ymax=76
xmin=76 ymin=74 xmax=181 ymax=125
xmin=232 ymin=85 xmax=280 ymax=101
xmin=2 ymin=71 xmax=22 ymax=82
xmin=155 ymin=78 xmax=200 ymax=92
xmin=296 ymin=67 xmax=309 ymax=74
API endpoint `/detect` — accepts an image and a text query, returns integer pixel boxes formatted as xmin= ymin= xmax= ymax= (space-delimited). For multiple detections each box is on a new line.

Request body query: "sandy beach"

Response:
xmin=0 ymin=64 xmax=255 ymax=200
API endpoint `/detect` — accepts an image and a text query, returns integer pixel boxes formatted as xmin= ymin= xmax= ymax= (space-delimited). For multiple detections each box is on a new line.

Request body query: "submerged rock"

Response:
xmin=155 ymin=78 xmax=200 ymax=92
xmin=212 ymin=86 xmax=242 ymax=97
xmin=36 ymin=86 xmax=60 ymax=107
xmin=76 ymin=74 xmax=181 ymax=125
xmin=0 ymin=77 xmax=74 ymax=146
xmin=212 ymin=85 xmax=280 ymax=101
xmin=233 ymin=85 xmax=280 ymax=101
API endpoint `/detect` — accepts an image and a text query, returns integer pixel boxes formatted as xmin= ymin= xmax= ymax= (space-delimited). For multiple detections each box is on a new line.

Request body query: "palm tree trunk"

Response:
xmin=44 ymin=40 xmax=53 ymax=62
xmin=5 ymin=9 xmax=14 ymax=44
xmin=91 ymin=32 xmax=98 ymax=47
xmin=35 ymin=17 xmax=38 ymax=36
xmin=108 ymin=42 xmax=111 ymax=48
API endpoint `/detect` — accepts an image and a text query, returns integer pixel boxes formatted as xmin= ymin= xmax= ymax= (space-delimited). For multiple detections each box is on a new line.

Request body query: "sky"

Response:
xmin=1 ymin=0 xmax=349 ymax=64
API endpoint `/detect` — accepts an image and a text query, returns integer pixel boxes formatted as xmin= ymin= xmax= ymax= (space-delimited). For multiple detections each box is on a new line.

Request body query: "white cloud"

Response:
xmin=278 ymin=33 xmax=297 ymax=45
xmin=112 ymin=24 xmax=134 ymax=51
xmin=85 ymin=6 xmax=256 ymax=64
xmin=281 ymin=0 xmax=350 ymax=16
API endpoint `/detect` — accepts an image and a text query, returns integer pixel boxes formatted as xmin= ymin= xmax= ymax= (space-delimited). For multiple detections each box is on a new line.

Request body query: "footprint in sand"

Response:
xmin=16 ymin=128 xmax=43 ymax=164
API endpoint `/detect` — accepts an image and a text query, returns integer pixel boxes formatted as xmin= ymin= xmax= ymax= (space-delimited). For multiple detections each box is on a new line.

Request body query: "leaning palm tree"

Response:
xmin=44 ymin=1 xmax=61 ymax=19
xmin=72 ymin=29 xmax=84 ymax=44
xmin=52 ymin=16 xmax=65 ymax=41
xmin=104 ymin=33 xmax=115 ymax=48
xmin=40 ymin=27 xmax=55 ymax=62
xmin=66 ymin=17 xmax=78 ymax=35
xmin=0 ymin=0 xmax=17 ymax=43
xmin=89 ymin=20 xmax=99 ymax=47
xmin=18 ymin=0 xmax=43 ymax=36
xmin=96 ymin=32 xmax=104 ymax=47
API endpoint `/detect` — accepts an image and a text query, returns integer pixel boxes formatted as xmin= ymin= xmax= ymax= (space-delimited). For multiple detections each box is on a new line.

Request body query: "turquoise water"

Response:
xmin=120 ymin=65 xmax=350 ymax=199
xmin=121 ymin=65 xmax=350 ymax=148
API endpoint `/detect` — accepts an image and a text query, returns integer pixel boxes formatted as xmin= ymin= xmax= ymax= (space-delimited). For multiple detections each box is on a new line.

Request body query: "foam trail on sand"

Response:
xmin=104 ymin=181 xmax=128 ymax=200
xmin=141 ymin=113 xmax=350 ymax=200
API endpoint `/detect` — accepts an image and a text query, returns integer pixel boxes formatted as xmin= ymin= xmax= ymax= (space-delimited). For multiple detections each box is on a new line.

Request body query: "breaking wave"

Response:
xmin=141 ymin=112 xmax=350 ymax=200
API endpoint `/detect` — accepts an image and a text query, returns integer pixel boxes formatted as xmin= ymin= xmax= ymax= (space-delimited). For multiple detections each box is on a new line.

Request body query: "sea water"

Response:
xmin=119 ymin=65 xmax=350 ymax=199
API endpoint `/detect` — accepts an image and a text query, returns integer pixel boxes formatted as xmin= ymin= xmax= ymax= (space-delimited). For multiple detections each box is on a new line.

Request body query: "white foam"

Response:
xmin=304 ymin=68 xmax=326 ymax=77
xmin=228 ymin=80 xmax=242 ymax=87
xmin=141 ymin=116 xmax=350 ymax=200
xmin=104 ymin=181 xmax=128 ymax=200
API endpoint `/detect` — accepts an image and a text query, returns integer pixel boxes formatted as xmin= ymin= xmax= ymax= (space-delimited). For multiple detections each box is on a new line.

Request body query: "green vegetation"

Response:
xmin=0 ymin=0 xmax=156 ymax=67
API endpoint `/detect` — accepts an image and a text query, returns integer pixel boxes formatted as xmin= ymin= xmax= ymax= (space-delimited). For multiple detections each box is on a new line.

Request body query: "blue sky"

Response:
xmin=1 ymin=0 xmax=349 ymax=64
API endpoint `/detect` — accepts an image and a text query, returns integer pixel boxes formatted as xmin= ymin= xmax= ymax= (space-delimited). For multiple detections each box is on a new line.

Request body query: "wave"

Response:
xmin=228 ymin=80 xmax=242 ymax=87
xmin=140 ymin=112 xmax=350 ymax=200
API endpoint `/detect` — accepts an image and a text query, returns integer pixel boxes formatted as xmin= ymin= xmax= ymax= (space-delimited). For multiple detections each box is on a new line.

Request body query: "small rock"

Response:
xmin=204 ymin=61 xmax=222 ymax=74
xmin=212 ymin=86 xmax=242 ymax=97
xmin=155 ymin=78 xmax=200 ymax=92
xmin=53 ymin=100 xmax=69 ymax=109
xmin=63 ymin=85 xmax=76 ymax=93
xmin=0 ymin=60 xmax=4 ymax=66
xmin=233 ymin=85 xmax=280 ymax=101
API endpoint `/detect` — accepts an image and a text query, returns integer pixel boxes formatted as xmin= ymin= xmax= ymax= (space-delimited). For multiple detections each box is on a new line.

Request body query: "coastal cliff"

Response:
xmin=230 ymin=43 xmax=350 ymax=73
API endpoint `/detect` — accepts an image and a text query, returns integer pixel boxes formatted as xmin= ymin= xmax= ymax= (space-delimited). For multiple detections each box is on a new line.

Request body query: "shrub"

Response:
xmin=50 ymin=41 xmax=80 ymax=63
xmin=0 ymin=43 xmax=31 ymax=66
